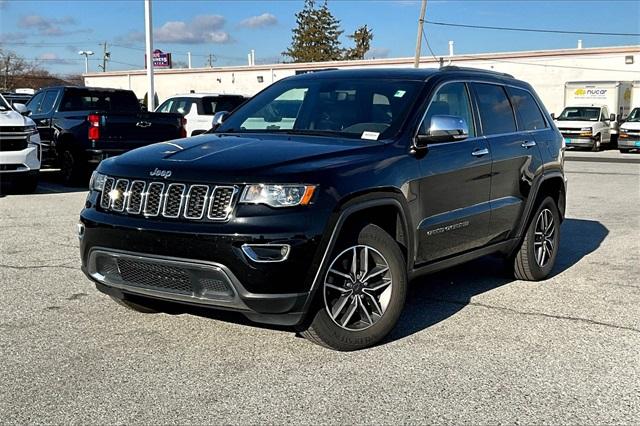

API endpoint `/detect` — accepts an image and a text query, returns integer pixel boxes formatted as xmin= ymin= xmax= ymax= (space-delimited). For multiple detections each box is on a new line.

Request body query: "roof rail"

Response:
xmin=439 ymin=66 xmax=514 ymax=79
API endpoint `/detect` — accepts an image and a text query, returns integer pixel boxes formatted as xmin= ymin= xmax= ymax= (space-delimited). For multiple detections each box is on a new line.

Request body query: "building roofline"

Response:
xmin=84 ymin=45 xmax=640 ymax=78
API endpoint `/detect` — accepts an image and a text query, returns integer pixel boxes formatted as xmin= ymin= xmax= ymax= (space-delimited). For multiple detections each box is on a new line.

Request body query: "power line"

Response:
xmin=424 ymin=20 xmax=640 ymax=37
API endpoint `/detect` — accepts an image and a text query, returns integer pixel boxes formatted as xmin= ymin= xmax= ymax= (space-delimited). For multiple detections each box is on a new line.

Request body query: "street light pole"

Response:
xmin=78 ymin=50 xmax=94 ymax=74
xmin=144 ymin=0 xmax=155 ymax=111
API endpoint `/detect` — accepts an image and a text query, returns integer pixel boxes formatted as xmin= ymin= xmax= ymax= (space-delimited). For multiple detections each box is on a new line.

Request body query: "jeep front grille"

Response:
xmin=99 ymin=176 xmax=238 ymax=221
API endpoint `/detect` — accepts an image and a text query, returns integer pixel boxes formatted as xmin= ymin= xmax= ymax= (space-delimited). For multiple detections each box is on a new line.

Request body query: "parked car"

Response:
xmin=618 ymin=107 xmax=640 ymax=153
xmin=0 ymin=94 xmax=41 ymax=192
xmin=17 ymin=86 xmax=186 ymax=185
xmin=79 ymin=67 xmax=566 ymax=351
xmin=156 ymin=93 xmax=247 ymax=136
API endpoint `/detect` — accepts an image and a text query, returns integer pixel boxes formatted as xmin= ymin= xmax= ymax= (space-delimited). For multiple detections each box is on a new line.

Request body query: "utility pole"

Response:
xmin=98 ymin=42 xmax=110 ymax=72
xmin=413 ymin=0 xmax=428 ymax=68
xmin=144 ymin=0 xmax=155 ymax=110
xmin=3 ymin=54 xmax=10 ymax=90
xmin=207 ymin=53 xmax=215 ymax=68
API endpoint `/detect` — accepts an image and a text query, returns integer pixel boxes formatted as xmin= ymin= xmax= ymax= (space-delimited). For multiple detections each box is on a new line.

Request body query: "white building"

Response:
xmin=84 ymin=45 xmax=639 ymax=115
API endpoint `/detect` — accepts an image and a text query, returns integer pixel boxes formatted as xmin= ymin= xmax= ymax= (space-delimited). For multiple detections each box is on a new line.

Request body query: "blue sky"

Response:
xmin=0 ymin=0 xmax=638 ymax=74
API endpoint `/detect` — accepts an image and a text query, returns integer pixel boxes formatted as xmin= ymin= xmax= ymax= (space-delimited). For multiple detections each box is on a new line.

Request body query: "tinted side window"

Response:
xmin=157 ymin=99 xmax=173 ymax=113
xmin=170 ymin=99 xmax=192 ymax=115
xmin=202 ymin=96 xmax=246 ymax=115
xmin=473 ymin=83 xmax=516 ymax=135
xmin=508 ymin=87 xmax=546 ymax=131
xmin=420 ymin=82 xmax=475 ymax=137
xmin=26 ymin=92 xmax=45 ymax=113
xmin=39 ymin=90 xmax=59 ymax=114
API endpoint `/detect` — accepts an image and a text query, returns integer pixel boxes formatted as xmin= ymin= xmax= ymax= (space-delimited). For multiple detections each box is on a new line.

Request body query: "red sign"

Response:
xmin=145 ymin=49 xmax=172 ymax=68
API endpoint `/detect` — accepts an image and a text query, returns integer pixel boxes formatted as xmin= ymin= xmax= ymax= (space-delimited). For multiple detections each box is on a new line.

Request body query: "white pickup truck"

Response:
xmin=0 ymin=94 xmax=41 ymax=192
xmin=555 ymin=81 xmax=632 ymax=151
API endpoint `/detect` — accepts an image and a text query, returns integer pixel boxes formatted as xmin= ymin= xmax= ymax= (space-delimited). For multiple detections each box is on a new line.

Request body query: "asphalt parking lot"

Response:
xmin=1 ymin=154 xmax=639 ymax=424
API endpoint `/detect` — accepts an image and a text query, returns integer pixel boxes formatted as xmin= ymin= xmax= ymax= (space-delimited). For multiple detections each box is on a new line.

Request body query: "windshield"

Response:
xmin=557 ymin=107 xmax=601 ymax=121
xmin=0 ymin=95 xmax=10 ymax=112
xmin=626 ymin=108 xmax=640 ymax=122
xmin=217 ymin=78 xmax=423 ymax=140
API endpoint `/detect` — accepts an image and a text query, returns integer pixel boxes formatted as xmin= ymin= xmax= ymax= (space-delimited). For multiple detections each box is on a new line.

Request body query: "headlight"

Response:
xmin=26 ymin=125 xmax=38 ymax=143
xmin=240 ymin=184 xmax=316 ymax=207
xmin=89 ymin=171 xmax=107 ymax=191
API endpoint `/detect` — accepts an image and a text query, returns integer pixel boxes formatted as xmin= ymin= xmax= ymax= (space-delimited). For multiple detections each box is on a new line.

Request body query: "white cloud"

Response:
xmin=121 ymin=15 xmax=232 ymax=45
xmin=36 ymin=52 xmax=74 ymax=65
xmin=239 ymin=13 xmax=278 ymax=29
xmin=18 ymin=14 xmax=86 ymax=36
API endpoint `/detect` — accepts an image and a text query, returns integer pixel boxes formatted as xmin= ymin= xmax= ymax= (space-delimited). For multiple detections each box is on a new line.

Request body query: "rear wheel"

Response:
xmin=60 ymin=149 xmax=84 ymax=186
xmin=110 ymin=296 xmax=159 ymax=314
xmin=301 ymin=224 xmax=407 ymax=351
xmin=513 ymin=196 xmax=561 ymax=281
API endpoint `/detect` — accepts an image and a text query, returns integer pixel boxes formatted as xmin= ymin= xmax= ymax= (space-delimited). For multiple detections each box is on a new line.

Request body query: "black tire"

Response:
xmin=513 ymin=196 xmax=561 ymax=281
xmin=619 ymin=148 xmax=631 ymax=154
xmin=110 ymin=296 xmax=159 ymax=314
xmin=301 ymin=224 xmax=407 ymax=351
xmin=60 ymin=149 xmax=84 ymax=186
xmin=591 ymin=135 xmax=601 ymax=152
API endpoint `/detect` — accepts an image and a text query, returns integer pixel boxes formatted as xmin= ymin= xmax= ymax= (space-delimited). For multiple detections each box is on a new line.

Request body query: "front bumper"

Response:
xmin=79 ymin=191 xmax=332 ymax=326
xmin=617 ymin=138 xmax=640 ymax=149
xmin=0 ymin=146 xmax=40 ymax=173
xmin=561 ymin=136 xmax=595 ymax=148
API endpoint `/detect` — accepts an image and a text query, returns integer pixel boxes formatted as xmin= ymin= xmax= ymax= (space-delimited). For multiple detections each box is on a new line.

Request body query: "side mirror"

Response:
xmin=14 ymin=103 xmax=30 ymax=116
xmin=415 ymin=115 xmax=469 ymax=148
xmin=211 ymin=111 xmax=230 ymax=129
xmin=550 ymin=113 xmax=556 ymax=120
xmin=610 ymin=113 xmax=616 ymax=122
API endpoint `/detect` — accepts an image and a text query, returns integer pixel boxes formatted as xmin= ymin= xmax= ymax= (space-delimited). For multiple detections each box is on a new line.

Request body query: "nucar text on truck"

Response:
xmin=79 ymin=68 xmax=567 ymax=351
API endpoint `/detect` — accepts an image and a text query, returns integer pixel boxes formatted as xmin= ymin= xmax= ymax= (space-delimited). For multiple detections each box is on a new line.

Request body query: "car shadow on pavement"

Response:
xmin=152 ymin=218 xmax=608 ymax=347
xmin=0 ymin=170 xmax=88 ymax=197
xmin=385 ymin=218 xmax=608 ymax=344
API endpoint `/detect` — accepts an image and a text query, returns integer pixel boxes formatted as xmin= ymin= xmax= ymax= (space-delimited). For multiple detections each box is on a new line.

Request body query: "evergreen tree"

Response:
xmin=284 ymin=0 xmax=344 ymax=62
xmin=344 ymin=25 xmax=374 ymax=60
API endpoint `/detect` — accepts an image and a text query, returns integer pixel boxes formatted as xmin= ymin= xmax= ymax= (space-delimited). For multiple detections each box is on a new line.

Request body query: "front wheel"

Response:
xmin=513 ymin=196 xmax=561 ymax=281
xmin=591 ymin=135 xmax=601 ymax=152
xmin=301 ymin=224 xmax=407 ymax=351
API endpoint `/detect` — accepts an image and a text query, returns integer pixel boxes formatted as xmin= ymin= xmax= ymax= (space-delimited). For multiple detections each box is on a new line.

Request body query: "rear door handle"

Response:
xmin=521 ymin=140 xmax=537 ymax=148
xmin=472 ymin=148 xmax=489 ymax=157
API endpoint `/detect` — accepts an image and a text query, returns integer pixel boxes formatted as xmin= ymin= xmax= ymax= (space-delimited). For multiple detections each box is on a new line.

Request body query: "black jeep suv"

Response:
xmin=79 ymin=68 xmax=566 ymax=351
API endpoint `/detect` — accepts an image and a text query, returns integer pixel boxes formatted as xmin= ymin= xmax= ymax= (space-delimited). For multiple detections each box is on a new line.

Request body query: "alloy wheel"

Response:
xmin=323 ymin=245 xmax=393 ymax=331
xmin=534 ymin=208 xmax=555 ymax=267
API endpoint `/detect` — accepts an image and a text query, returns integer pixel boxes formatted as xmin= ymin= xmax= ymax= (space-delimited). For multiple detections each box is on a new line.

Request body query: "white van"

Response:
xmin=555 ymin=81 xmax=632 ymax=151
xmin=0 ymin=94 xmax=41 ymax=192
xmin=618 ymin=81 xmax=640 ymax=153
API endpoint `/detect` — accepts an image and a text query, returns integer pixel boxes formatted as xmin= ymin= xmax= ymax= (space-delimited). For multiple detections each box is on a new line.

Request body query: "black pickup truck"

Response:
xmin=20 ymin=86 xmax=185 ymax=184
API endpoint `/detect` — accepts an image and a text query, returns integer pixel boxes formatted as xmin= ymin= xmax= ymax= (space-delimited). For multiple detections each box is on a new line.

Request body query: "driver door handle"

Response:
xmin=521 ymin=140 xmax=537 ymax=148
xmin=472 ymin=148 xmax=489 ymax=157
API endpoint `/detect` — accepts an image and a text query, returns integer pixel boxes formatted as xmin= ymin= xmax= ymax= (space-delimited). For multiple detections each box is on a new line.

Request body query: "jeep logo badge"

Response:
xmin=149 ymin=168 xmax=172 ymax=179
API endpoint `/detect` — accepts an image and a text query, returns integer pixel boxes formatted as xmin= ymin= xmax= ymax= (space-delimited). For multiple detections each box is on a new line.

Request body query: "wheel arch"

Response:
xmin=297 ymin=189 xmax=414 ymax=327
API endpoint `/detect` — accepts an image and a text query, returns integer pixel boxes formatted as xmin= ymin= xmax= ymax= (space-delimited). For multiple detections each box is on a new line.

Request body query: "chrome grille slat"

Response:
xmin=99 ymin=176 xmax=237 ymax=221
xmin=162 ymin=183 xmax=186 ymax=218
xmin=100 ymin=177 xmax=115 ymax=209
xmin=144 ymin=182 xmax=165 ymax=216
xmin=208 ymin=186 xmax=236 ymax=221
xmin=184 ymin=185 xmax=209 ymax=220
xmin=111 ymin=179 xmax=130 ymax=212
xmin=126 ymin=181 xmax=146 ymax=214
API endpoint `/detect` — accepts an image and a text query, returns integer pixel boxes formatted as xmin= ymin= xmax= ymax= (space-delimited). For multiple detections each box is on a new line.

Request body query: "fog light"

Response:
xmin=76 ymin=223 xmax=85 ymax=239
xmin=241 ymin=244 xmax=290 ymax=263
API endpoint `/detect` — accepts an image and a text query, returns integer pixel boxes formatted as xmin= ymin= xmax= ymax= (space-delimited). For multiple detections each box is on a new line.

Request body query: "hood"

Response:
xmin=0 ymin=109 xmax=33 ymax=127
xmin=621 ymin=121 xmax=640 ymax=131
xmin=100 ymin=133 xmax=385 ymax=182
xmin=554 ymin=120 xmax=599 ymax=129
